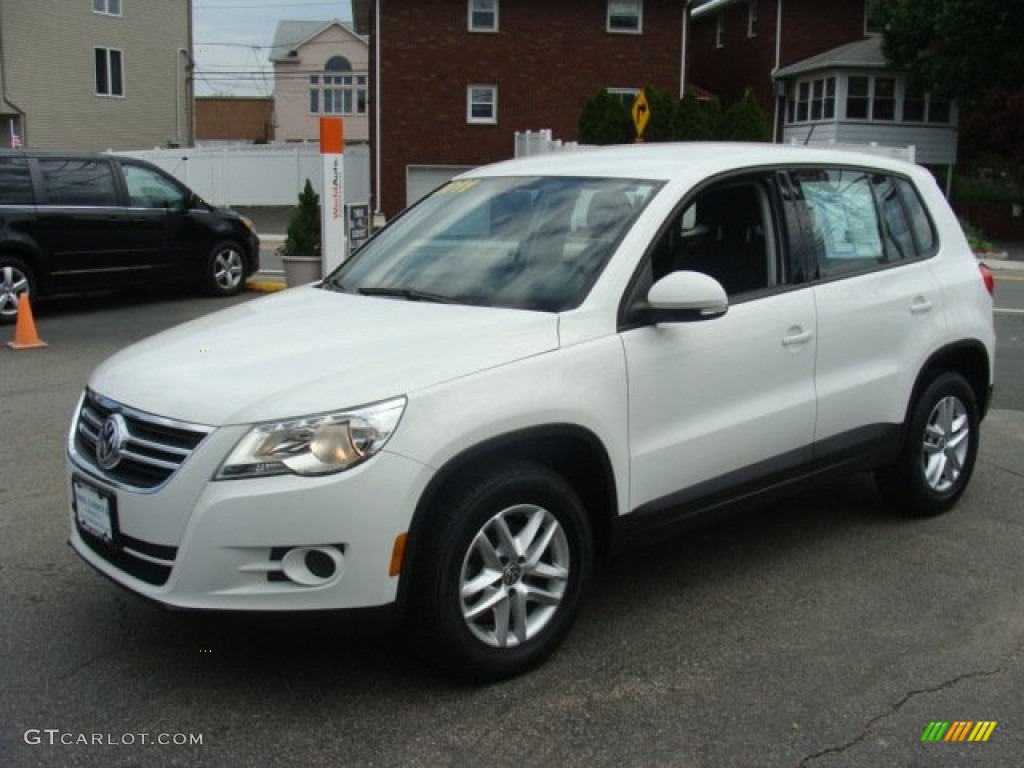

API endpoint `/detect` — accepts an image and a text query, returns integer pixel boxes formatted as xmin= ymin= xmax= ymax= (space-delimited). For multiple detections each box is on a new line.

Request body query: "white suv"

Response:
xmin=67 ymin=144 xmax=995 ymax=680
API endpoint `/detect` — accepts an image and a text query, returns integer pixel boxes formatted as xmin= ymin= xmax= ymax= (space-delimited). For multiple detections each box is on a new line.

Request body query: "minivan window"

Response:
xmin=0 ymin=157 xmax=33 ymax=205
xmin=38 ymin=158 xmax=118 ymax=207
xmin=122 ymin=164 xmax=188 ymax=210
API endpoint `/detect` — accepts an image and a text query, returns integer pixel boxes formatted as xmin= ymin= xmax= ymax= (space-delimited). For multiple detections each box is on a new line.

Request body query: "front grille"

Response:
xmin=74 ymin=390 xmax=213 ymax=491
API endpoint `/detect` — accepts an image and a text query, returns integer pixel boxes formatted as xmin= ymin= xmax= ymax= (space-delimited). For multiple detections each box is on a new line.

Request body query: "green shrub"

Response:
xmin=283 ymin=179 xmax=321 ymax=256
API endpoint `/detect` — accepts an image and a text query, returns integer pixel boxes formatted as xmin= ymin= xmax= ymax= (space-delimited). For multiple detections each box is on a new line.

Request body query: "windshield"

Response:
xmin=324 ymin=176 xmax=661 ymax=312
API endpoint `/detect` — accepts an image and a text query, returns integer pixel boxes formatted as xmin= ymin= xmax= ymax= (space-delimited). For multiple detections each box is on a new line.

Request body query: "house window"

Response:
xmin=309 ymin=57 xmax=367 ymax=116
xmin=846 ymin=76 xmax=869 ymax=119
xmin=747 ymin=1 xmax=758 ymax=38
xmin=902 ymin=86 xmax=951 ymax=124
xmin=607 ymin=87 xmax=641 ymax=111
xmin=92 ymin=0 xmax=122 ymax=16
xmin=469 ymin=0 xmax=498 ymax=32
xmin=865 ymin=1 xmax=885 ymax=34
xmin=467 ymin=85 xmax=497 ymax=124
xmin=715 ymin=14 xmax=725 ymax=48
xmin=94 ymin=48 xmax=124 ymax=97
xmin=787 ymin=77 xmax=835 ymax=123
xmin=608 ymin=1 xmax=642 ymax=33
xmin=872 ymin=77 xmax=895 ymax=120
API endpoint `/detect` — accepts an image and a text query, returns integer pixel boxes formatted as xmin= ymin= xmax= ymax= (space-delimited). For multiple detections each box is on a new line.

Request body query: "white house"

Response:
xmin=270 ymin=19 xmax=369 ymax=144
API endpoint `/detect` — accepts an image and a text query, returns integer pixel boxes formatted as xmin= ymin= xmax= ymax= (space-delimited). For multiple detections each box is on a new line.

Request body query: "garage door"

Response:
xmin=406 ymin=165 xmax=474 ymax=208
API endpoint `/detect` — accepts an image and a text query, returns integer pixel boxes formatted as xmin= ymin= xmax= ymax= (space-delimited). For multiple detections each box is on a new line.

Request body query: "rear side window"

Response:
xmin=0 ymin=157 xmax=34 ymax=205
xmin=38 ymin=158 xmax=118 ymax=207
xmin=791 ymin=169 xmax=883 ymax=279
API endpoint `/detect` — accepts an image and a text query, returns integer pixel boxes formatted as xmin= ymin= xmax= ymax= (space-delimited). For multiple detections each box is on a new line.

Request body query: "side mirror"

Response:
xmin=645 ymin=270 xmax=728 ymax=323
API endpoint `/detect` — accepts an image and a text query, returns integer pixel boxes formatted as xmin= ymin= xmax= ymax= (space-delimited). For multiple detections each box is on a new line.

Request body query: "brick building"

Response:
xmin=196 ymin=97 xmax=274 ymax=144
xmin=354 ymin=0 xmax=686 ymax=218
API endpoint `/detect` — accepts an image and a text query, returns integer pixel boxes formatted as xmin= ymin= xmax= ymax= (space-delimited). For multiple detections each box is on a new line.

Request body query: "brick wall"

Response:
xmin=196 ymin=98 xmax=275 ymax=143
xmin=373 ymin=0 xmax=684 ymax=217
xmin=689 ymin=0 xmax=868 ymax=119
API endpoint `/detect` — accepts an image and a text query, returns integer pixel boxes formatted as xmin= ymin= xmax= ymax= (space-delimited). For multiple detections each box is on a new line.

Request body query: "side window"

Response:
xmin=0 ymin=157 xmax=34 ymax=205
xmin=649 ymin=179 xmax=778 ymax=297
xmin=871 ymin=174 xmax=916 ymax=262
xmin=790 ymin=169 xmax=883 ymax=279
xmin=896 ymin=178 xmax=936 ymax=254
xmin=122 ymin=163 xmax=188 ymax=209
xmin=38 ymin=158 xmax=118 ymax=207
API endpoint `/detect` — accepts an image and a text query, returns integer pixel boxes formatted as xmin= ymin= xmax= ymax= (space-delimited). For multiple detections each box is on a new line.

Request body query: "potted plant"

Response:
xmin=281 ymin=179 xmax=323 ymax=286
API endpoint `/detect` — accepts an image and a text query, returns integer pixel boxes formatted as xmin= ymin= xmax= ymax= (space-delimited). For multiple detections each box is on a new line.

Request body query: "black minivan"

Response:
xmin=0 ymin=150 xmax=260 ymax=323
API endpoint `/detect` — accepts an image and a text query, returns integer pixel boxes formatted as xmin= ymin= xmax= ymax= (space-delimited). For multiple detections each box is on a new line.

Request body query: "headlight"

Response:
xmin=216 ymin=397 xmax=406 ymax=480
xmin=239 ymin=215 xmax=256 ymax=233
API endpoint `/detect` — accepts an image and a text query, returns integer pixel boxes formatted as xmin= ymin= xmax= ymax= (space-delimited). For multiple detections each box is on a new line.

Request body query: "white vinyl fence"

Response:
xmin=111 ymin=143 xmax=370 ymax=209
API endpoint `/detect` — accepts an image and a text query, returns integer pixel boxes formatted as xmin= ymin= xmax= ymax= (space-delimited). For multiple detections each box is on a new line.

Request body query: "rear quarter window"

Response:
xmin=0 ymin=157 xmax=34 ymax=205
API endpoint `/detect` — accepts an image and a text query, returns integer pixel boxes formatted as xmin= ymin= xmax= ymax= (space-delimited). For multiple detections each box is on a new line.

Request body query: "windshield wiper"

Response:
xmin=357 ymin=286 xmax=459 ymax=304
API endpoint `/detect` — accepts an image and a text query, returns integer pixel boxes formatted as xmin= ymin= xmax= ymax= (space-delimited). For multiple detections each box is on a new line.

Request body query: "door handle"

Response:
xmin=782 ymin=327 xmax=813 ymax=347
xmin=910 ymin=296 xmax=934 ymax=315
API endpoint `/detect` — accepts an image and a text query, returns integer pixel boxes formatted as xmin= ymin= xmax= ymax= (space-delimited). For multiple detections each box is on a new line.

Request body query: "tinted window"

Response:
xmin=38 ymin=158 xmax=118 ymax=206
xmin=872 ymin=174 xmax=916 ymax=262
xmin=0 ymin=157 xmax=34 ymax=205
xmin=896 ymin=178 xmax=936 ymax=254
xmin=122 ymin=163 xmax=187 ymax=209
xmin=791 ymin=169 xmax=883 ymax=279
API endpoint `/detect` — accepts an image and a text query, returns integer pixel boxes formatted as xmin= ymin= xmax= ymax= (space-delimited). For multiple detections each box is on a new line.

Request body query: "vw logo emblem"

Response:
xmin=95 ymin=413 xmax=127 ymax=470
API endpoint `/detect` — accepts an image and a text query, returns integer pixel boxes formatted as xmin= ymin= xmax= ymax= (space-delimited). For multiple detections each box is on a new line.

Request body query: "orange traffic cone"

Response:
xmin=7 ymin=293 xmax=47 ymax=350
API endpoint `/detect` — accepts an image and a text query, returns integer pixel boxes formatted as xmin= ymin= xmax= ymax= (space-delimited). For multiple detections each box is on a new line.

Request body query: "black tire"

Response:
xmin=0 ymin=255 xmax=36 ymax=325
xmin=203 ymin=240 xmax=246 ymax=297
xmin=410 ymin=461 xmax=593 ymax=682
xmin=876 ymin=372 xmax=980 ymax=517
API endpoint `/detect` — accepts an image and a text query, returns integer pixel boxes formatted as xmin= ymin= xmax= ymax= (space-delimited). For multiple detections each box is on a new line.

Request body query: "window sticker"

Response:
xmin=800 ymin=179 xmax=881 ymax=259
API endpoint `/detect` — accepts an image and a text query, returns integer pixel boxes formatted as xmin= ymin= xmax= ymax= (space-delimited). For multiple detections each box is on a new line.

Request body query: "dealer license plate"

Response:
xmin=72 ymin=476 xmax=117 ymax=542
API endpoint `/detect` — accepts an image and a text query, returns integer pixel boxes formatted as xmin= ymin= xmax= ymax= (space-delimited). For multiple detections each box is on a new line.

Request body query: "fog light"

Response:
xmin=281 ymin=546 xmax=343 ymax=586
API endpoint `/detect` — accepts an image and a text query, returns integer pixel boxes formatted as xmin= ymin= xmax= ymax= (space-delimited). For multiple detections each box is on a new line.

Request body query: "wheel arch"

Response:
xmin=908 ymin=340 xmax=993 ymax=424
xmin=397 ymin=424 xmax=619 ymax=606
xmin=0 ymin=243 xmax=48 ymax=293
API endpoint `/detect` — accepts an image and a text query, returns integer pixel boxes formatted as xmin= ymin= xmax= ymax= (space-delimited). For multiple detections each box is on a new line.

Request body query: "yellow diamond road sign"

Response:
xmin=631 ymin=91 xmax=650 ymax=139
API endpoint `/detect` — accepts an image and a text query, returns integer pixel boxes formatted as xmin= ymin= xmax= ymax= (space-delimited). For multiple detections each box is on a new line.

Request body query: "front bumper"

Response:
xmin=67 ymin=445 xmax=433 ymax=612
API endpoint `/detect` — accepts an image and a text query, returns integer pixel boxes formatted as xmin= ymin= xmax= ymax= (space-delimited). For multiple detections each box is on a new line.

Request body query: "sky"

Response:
xmin=192 ymin=0 xmax=354 ymax=97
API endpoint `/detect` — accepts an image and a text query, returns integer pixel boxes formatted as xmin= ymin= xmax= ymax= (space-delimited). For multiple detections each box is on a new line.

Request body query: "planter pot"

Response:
xmin=282 ymin=255 xmax=322 ymax=287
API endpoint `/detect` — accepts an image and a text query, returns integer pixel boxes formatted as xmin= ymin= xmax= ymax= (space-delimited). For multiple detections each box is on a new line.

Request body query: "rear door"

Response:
xmin=32 ymin=156 xmax=135 ymax=289
xmin=786 ymin=168 xmax=946 ymax=455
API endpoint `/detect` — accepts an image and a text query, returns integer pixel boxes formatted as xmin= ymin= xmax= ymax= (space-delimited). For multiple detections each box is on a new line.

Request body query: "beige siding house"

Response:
xmin=0 ymin=0 xmax=192 ymax=150
xmin=270 ymin=20 xmax=368 ymax=144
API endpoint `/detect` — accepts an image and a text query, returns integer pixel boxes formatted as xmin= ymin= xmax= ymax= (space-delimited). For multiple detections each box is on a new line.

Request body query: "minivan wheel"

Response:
xmin=0 ymin=256 xmax=35 ymax=325
xmin=876 ymin=372 xmax=979 ymax=517
xmin=204 ymin=241 xmax=245 ymax=297
xmin=410 ymin=462 xmax=593 ymax=681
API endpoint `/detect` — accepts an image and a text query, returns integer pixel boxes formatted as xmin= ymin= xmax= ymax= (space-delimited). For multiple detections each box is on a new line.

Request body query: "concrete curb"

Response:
xmin=246 ymin=279 xmax=287 ymax=293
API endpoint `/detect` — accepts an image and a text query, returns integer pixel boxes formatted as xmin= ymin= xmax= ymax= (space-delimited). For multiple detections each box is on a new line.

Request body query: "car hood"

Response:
xmin=89 ymin=287 xmax=560 ymax=426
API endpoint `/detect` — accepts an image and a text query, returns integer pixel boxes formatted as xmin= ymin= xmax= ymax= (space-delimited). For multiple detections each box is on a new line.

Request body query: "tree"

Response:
xmin=874 ymin=0 xmax=1024 ymax=163
xmin=577 ymin=89 xmax=633 ymax=145
xmin=719 ymin=89 xmax=771 ymax=142
xmin=283 ymin=179 xmax=321 ymax=256
xmin=673 ymin=90 xmax=714 ymax=141
xmin=873 ymin=0 xmax=1024 ymax=108
xmin=641 ymin=86 xmax=677 ymax=142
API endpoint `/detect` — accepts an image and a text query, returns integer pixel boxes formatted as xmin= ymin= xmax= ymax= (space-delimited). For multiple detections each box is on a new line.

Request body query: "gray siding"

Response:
xmin=0 ymin=0 xmax=190 ymax=150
